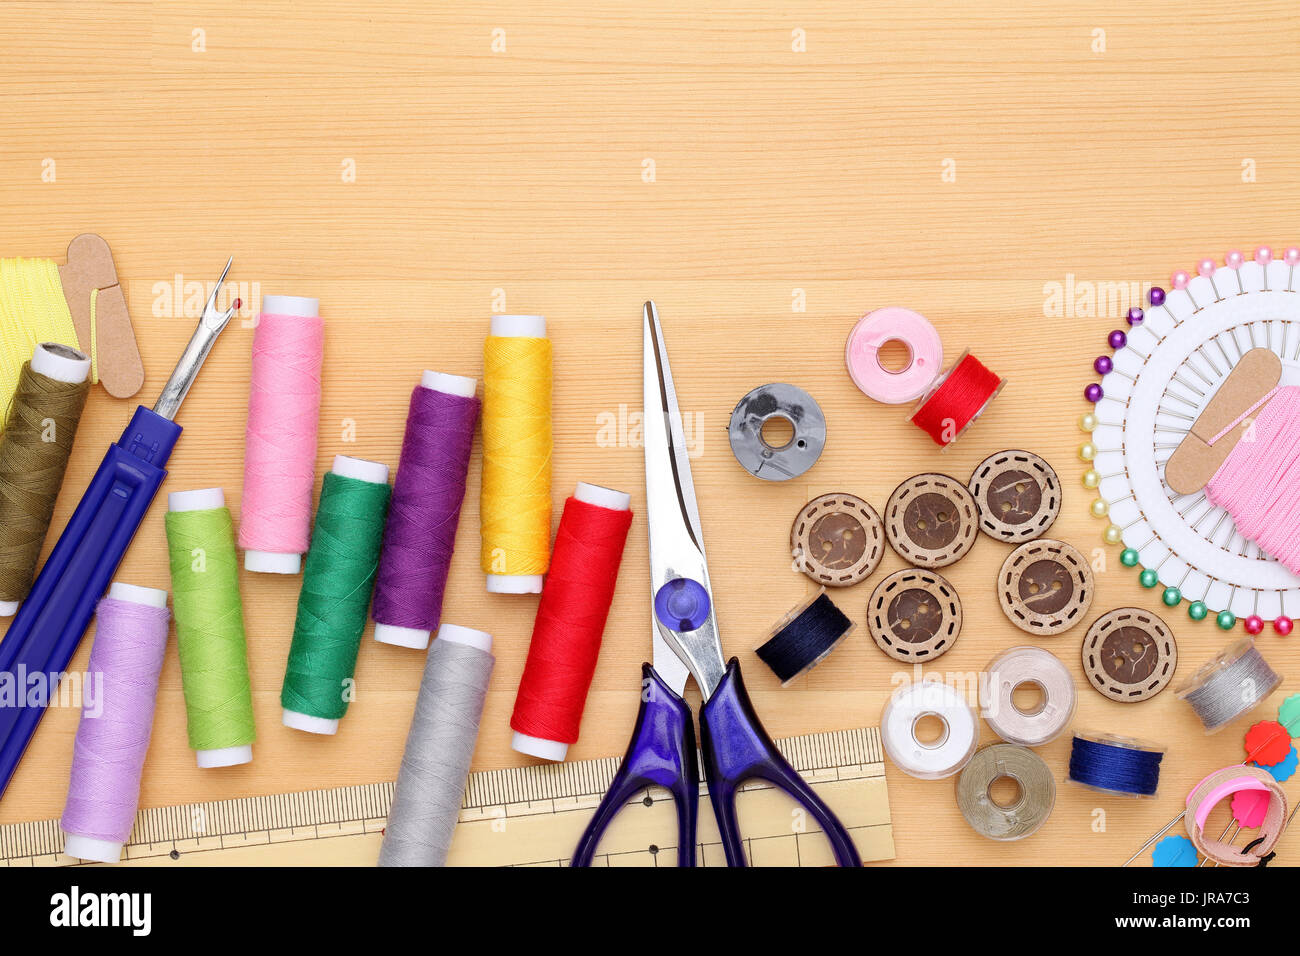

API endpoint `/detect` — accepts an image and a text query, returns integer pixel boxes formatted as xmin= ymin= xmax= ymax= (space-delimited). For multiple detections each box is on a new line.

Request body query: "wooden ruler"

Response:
xmin=0 ymin=726 xmax=893 ymax=867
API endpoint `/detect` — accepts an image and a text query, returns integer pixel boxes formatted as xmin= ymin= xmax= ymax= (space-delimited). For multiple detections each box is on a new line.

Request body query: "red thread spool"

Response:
xmin=510 ymin=484 xmax=633 ymax=761
xmin=910 ymin=351 xmax=1005 ymax=447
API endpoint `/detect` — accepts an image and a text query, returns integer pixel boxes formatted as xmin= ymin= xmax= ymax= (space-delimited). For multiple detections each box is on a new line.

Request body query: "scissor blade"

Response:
xmin=652 ymin=627 xmax=691 ymax=697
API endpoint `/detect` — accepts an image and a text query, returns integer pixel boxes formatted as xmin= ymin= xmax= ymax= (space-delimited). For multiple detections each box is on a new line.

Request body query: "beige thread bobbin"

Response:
xmin=956 ymin=743 xmax=1056 ymax=841
xmin=980 ymin=646 xmax=1076 ymax=747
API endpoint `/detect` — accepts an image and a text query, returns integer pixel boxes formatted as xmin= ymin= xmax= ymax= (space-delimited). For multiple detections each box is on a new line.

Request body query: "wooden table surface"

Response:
xmin=3 ymin=0 xmax=1298 ymax=866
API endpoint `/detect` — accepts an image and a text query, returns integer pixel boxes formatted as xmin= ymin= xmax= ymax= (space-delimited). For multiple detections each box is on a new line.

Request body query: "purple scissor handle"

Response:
xmin=571 ymin=302 xmax=862 ymax=867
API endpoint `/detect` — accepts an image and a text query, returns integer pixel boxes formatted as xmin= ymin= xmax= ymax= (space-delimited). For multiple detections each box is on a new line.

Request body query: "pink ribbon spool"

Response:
xmin=845 ymin=307 xmax=943 ymax=404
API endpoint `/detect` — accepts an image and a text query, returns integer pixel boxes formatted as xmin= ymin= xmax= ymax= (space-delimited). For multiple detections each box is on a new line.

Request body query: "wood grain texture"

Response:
xmin=2 ymin=0 xmax=1298 ymax=866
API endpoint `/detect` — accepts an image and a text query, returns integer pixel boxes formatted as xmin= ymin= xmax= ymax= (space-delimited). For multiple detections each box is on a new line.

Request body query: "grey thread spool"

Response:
xmin=956 ymin=743 xmax=1055 ymax=841
xmin=1175 ymin=638 xmax=1283 ymax=733
xmin=379 ymin=623 xmax=494 ymax=867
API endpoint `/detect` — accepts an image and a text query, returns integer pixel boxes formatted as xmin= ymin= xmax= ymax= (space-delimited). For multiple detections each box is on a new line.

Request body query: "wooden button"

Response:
xmin=866 ymin=568 xmax=962 ymax=662
xmin=968 ymin=449 xmax=1060 ymax=542
xmin=1081 ymin=607 xmax=1178 ymax=702
xmin=790 ymin=493 xmax=884 ymax=587
xmin=884 ymin=473 xmax=979 ymax=568
xmin=997 ymin=538 xmax=1093 ymax=635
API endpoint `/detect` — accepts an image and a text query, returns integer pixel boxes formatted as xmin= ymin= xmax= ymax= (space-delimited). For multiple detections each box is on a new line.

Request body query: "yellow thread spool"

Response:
xmin=0 ymin=259 xmax=81 ymax=410
xmin=481 ymin=315 xmax=552 ymax=593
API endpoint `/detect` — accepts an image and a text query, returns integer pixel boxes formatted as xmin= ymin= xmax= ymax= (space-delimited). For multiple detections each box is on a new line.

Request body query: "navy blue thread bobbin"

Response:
xmin=755 ymin=592 xmax=853 ymax=684
xmin=1067 ymin=732 xmax=1165 ymax=797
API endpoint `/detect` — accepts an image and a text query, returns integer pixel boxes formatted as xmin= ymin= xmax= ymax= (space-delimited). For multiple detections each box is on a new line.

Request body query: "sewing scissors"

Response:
xmin=571 ymin=302 xmax=862 ymax=867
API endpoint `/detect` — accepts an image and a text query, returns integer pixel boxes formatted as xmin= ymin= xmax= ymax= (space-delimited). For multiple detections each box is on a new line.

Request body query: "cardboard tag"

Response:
xmin=56 ymin=234 xmax=144 ymax=398
xmin=1165 ymin=348 xmax=1281 ymax=495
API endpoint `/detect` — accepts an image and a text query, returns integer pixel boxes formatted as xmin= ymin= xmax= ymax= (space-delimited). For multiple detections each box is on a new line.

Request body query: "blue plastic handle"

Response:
xmin=0 ymin=406 xmax=181 ymax=800
xmin=571 ymin=664 xmax=699 ymax=867
xmin=699 ymin=658 xmax=862 ymax=867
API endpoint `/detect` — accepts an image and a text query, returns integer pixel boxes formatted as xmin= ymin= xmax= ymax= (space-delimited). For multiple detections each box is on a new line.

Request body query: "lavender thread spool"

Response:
xmin=373 ymin=371 xmax=480 ymax=650
xmin=61 ymin=583 xmax=171 ymax=863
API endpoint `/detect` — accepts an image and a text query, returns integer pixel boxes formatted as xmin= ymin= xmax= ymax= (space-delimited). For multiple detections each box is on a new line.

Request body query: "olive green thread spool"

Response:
xmin=0 ymin=343 xmax=91 ymax=617
xmin=165 ymin=487 xmax=256 ymax=767
xmin=281 ymin=456 xmax=391 ymax=734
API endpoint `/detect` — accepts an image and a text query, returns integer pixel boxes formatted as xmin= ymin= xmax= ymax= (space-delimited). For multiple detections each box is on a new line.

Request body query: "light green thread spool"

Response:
xmin=164 ymin=488 xmax=256 ymax=768
xmin=281 ymin=457 xmax=391 ymax=735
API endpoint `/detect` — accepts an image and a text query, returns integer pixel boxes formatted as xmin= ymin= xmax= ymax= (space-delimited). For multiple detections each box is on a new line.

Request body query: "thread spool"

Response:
xmin=1081 ymin=607 xmax=1177 ymax=702
xmin=1066 ymin=732 xmax=1165 ymax=798
xmin=1175 ymin=638 xmax=1283 ymax=733
xmin=727 ymin=383 xmax=826 ymax=481
xmin=61 ymin=583 xmax=170 ymax=863
xmin=0 ymin=258 xmax=82 ymax=407
xmin=1204 ymin=385 xmax=1300 ymax=575
xmin=372 ymin=370 xmax=480 ymax=649
xmin=282 ymin=456 xmax=392 ymax=735
xmin=980 ymin=646 xmax=1076 ymax=747
xmin=1186 ymin=765 xmax=1288 ymax=866
xmin=510 ymin=483 xmax=633 ymax=761
xmin=481 ymin=314 xmax=552 ymax=594
xmin=379 ymin=623 xmax=494 ymax=867
xmin=956 ymin=744 xmax=1055 ymax=841
xmin=0 ymin=342 xmax=91 ymax=617
xmin=881 ymin=681 xmax=978 ymax=780
xmin=996 ymin=538 xmax=1093 ymax=636
xmin=165 ymin=487 xmax=256 ymax=767
xmin=866 ymin=569 xmax=962 ymax=663
xmin=845 ymin=307 xmax=944 ymax=404
xmin=239 ymin=294 xmax=324 ymax=575
xmin=755 ymin=591 xmax=854 ymax=684
xmin=789 ymin=493 xmax=884 ymax=587
xmin=911 ymin=352 xmax=1005 ymax=448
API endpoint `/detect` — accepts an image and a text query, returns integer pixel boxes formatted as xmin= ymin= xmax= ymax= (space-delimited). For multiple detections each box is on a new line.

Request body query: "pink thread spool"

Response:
xmin=845 ymin=307 xmax=944 ymax=404
xmin=239 ymin=295 xmax=324 ymax=574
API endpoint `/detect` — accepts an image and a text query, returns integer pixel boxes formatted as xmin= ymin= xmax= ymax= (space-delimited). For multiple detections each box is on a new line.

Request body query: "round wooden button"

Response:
xmin=884 ymin=473 xmax=979 ymax=569
xmin=867 ymin=568 xmax=962 ymax=662
xmin=790 ymin=493 xmax=884 ymax=587
xmin=1081 ymin=607 xmax=1178 ymax=702
xmin=968 ymin=449 xmax=1061 ymax=543
xmin=997 ymin=538 xmax=1093 ymax=635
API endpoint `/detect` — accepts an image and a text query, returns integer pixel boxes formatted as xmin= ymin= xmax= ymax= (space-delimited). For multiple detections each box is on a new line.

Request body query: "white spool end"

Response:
xmin=244 ymin=550 xmax=302 ymax=575
xmin=107 ymin=582 xmax=169 ymax=609
xmin=490 ymin=314 xmax=547 ymax=338
xmin=420 ymin=370 xmax=477 ymax=398
xmin=261 ymin=294 xmax=320 ymax=318
xmin=512 ymin=732 xmax=568 ymax=762
xmin=574 ymin=482 xmax=631 ymax=511
xmin=486 ymin=574 xmax=543 ymax=594
xmin=282 ymin=710 xmax=339 ymax=736
xmin=168 ymin=486 xmax=226 ymax=513
xmin=374 ymin=623 xmax=431 ymax=650
xmin=437 ymin=622 xmax=493 ymax=653
xmin=332 ymin=455 xmax=390 ymax=484
xmin=196 ymin=745 xmax=253 ymax=769
xmin=31 ymin=342 xmax=91 ymax=384
xmin=0 ymin=600 xmax=18 ymax=618
xmin=62 ymin=833 xmax=123 ymax=864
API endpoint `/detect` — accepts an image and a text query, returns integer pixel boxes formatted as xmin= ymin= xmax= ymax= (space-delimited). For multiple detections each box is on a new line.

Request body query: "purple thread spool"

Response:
xmin=61 ymin=583 xmax=171 ymax=863
xmin=373 ymin=372 xmax=481 ymax=650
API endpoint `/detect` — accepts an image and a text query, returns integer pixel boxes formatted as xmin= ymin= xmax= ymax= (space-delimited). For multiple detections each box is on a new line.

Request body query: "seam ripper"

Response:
xmin=0 ymin=257 xmax=238 ymax=800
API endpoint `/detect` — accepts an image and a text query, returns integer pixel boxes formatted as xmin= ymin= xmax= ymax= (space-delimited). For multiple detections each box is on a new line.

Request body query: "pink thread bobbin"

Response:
xmin=845 ymin=307 xmax=944 ymax=404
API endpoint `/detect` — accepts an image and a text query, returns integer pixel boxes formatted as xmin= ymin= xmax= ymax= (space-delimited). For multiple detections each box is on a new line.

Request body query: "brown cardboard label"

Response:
xmin=56 ymin=233 xmax=144 ymax=398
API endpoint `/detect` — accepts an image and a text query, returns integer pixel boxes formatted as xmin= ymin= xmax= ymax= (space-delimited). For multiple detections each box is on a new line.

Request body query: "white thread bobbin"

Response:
xmin=980 ymin=646 xmax=1077 ymax=747
xmin=844 ymin=307 xmax=944 ymax=404
xmin=881 ymin=680 xmax=978 ymax=779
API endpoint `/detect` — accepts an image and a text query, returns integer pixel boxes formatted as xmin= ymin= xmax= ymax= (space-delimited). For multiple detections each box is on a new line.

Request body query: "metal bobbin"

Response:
xmin=956 ymin=744 xmax=1055 ymax=842
xmin=884 ymin=473 xmax=978 ymax=569
xmin=727 ymin=383 xmax=826 ymax=481
xmin=967 ymin=449 xmax=1060 ymax=543
xmin=789 ymin=493 xmax=884 ymax=587
xmin=996 ymin=538 xmax=1093 ymax=636
xmin=1081 ymin=607 xmax=1178 ymax=703
xmin=866 ymin=568 xmax=962 ymax=663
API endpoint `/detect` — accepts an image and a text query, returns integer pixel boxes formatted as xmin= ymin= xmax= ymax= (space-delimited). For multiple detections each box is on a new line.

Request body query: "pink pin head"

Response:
xmin=1197 ymin=259 xmax=1216 ymax=278
xmin=1285 ymin=247 xmax=1300 ymax=266
xmin=1226 ymin=250 xmax=1245 ymax=269
xmin=1256 ymin=246 xmax=1273 ymax=265
xmin=1171 ymin=270 xmax=1190 ymax=290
